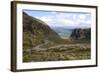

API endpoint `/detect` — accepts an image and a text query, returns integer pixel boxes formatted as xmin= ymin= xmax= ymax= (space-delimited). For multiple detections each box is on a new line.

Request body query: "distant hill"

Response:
xmin=70 ymin=28 xmax=91 ymax=41
xmin=51 ymin=27 xmax=73 ymax=39
xmin=23 ymin=12 xmax=61 ymax=49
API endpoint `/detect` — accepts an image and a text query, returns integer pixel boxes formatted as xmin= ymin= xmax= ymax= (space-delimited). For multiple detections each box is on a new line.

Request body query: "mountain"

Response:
xmin=70 ymin=28 xmax=91 ymax=41
xmin=23 ymin=12 xmax=61 ymax=49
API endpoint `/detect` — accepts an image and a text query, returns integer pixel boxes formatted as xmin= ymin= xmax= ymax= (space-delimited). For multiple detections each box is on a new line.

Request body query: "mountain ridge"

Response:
xmin=70 ymin=28 xmax=91 ymax=41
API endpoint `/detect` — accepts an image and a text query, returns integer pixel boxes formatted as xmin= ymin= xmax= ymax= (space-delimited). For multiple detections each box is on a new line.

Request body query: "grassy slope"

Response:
xmin=23 ymin=12 xmax=61 ymax=50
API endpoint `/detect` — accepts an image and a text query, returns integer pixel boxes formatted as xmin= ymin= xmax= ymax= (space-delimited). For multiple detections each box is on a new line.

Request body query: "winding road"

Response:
xmin=24 ymin=40 xmax=90 ymax=52
xmin=31 ymin=40 xmax=50 ymax=51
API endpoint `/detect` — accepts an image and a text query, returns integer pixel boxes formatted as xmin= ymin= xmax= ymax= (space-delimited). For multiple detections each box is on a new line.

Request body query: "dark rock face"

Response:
xmin=70 ymin=29 xmax=91 ymax=41
xmin=23 ymin=12 xmax=61 ymax=49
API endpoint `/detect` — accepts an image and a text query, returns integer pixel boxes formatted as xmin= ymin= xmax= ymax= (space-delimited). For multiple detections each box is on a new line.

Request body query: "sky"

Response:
xmin=23 ymin=10 xmax=91 ymax=29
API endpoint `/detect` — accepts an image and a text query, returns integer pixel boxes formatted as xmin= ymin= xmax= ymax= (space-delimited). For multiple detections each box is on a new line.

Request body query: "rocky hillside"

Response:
xmin=70 ymin=29 xmax=91 ymax=41
xmin=23 ymin=12 xmax=61 ymax=50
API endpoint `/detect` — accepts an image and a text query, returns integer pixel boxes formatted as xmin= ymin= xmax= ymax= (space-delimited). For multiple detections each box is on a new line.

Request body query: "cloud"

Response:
xmin=40 ymin=16 xmax=52 ymax=22
xmin=35 ymin=12 xmax=91 ymax=29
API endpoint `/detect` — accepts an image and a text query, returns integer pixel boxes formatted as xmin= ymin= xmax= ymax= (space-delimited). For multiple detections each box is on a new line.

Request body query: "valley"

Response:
xmin=23 ymin=12 xmax=91 ymax=62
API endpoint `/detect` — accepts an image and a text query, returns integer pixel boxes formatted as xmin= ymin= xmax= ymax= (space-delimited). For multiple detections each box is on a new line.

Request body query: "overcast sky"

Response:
xmin=24 ymin=10 xmax=91 ymax=29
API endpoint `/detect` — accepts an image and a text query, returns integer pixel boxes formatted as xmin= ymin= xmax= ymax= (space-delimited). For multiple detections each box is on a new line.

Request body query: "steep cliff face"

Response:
xmin=70 ymin=29 xmax=91 ymax=41
xmin=23 ymin=12 xmax=61 ymax=49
